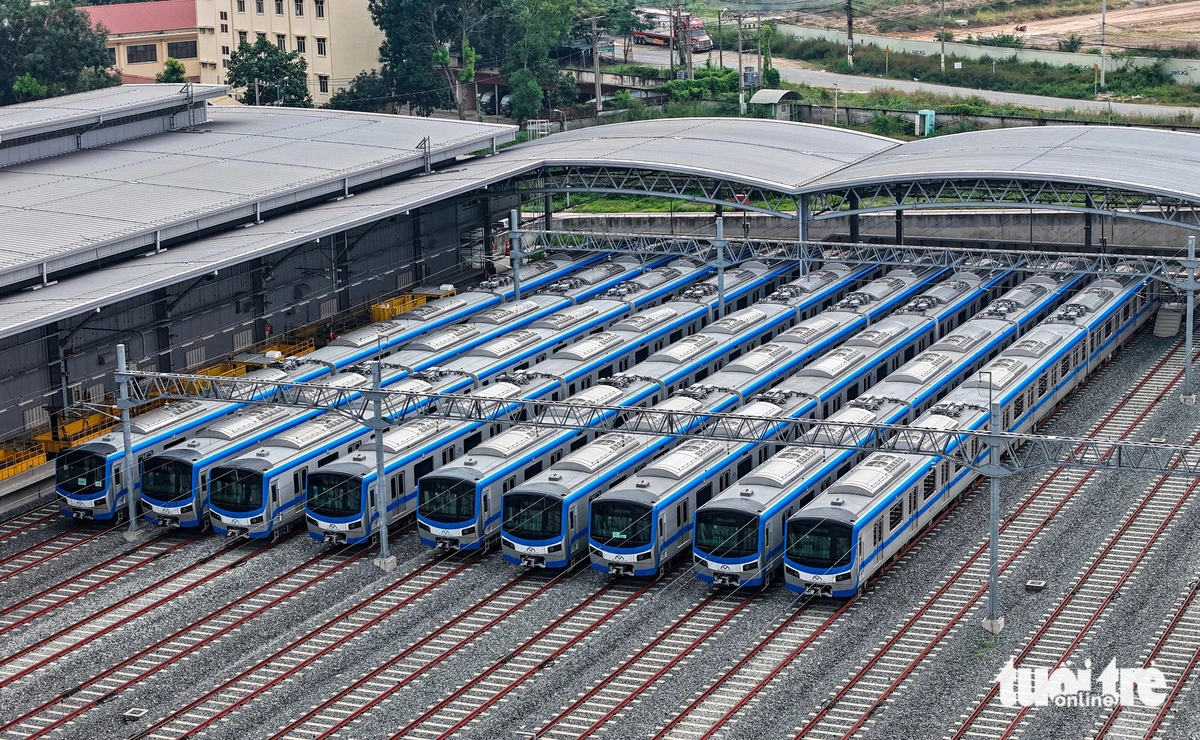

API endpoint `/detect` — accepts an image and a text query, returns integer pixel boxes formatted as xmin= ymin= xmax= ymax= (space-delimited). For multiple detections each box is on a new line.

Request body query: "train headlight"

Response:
xmin=462 ymin=527 xmax=476 ymax=536
xmin=250 ymin=515 xmax=264 ymax=525
xmin=836 ymin=572 xmax=852 ymax=582
xmin=306 ymin=516 xmax=319 ymax=527
xmin=501 ymin=538 xmax=515 ymax=549
xmin=547 ymin=543 xmax=563 ymax=553
xmin=636 ymin=552 xmax=652 ymax=561
xmin=417 ymin=521 xmax=431 ymax=532
xmin=181 ymin=505 xmax=193 ymax=514
xmin=743 ymin=562 xmax=757 ymax=571
xmin=590 ymin=546 xmax=601 ymax=557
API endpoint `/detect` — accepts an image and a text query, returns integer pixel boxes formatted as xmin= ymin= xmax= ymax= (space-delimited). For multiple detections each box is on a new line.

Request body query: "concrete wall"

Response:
xmin=780 ymin=24 xmax=1200 ymax=81
xmin=795 ymin=103 xmax=1200 ymax=132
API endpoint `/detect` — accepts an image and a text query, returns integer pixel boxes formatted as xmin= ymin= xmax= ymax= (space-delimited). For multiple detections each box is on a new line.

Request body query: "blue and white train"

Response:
xmin=301 ymin=261 xmax=811 ymax=545
xmin=783 ymin=267 xmax=1156 ymax=597
xmin=492 ymin=266 xmax=949 ymax=569
xmin=53 ymin=252 xmax=603 ymax=522
xmin=139 ymin=258 xmax=706 ymax=529
xmin=690 ymin=266 xmax=1091 ymax=588
xmin=587 ymin=263 xmax=1017 ymax=577
xmin=211 ymin=261 xmax=805 ymax=539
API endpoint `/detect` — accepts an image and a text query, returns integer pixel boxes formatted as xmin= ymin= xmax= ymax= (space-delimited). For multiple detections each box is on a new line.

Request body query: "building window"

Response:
xmin=219 ymin=22 xmax=229 ymax=33
xmin=219 ymin=10 xmax=228 ymax=19
xmin=233 ymin=329 xmax=254 ymax=352
xmin=294 ymin=0 xmax=303 ymax=15
xmin=255 ymin=0 xmax=263 ymax=13
xmin=168 ymin=40 xmax=198 ymax=58
xmin=106 ymin=47 xmax=116 ymax=64
xmin=316 ymin=37 xmax=326 ymax=56
xmin=221 ymin=45 xmax=230 ymax=55
xmin=314 ymin=0 xmax=324 ymax=17
xmin=276 ymin=34 xmax=286 ymax=50
xmin=238 ymin=30 xmax=247 ymax=45
xmin=274 ymin=0 xmax=283 ymax=14
xmin=237 ymin=0 xmax=245 ymax=11
xmin=295 ymin=36 xmax=306 ymax=53
xmin=185 ymin=346 xmax=206 ymax=368
xmin=126 ymin=44 xmax=158 ymax=64
xmin=222 ymin=59 xmax=230 ymax=68
xmin=257 ymin=32 xmax=266 ymax=40
xmin=318 ymin=74 xmax=328 ymax=93
xmin=320 ymin=298 xmax=338 ymax=319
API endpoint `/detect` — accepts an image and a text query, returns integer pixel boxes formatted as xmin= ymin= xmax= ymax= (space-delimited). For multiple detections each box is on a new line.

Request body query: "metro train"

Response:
xmin=586 ymin=263 xmax=1017 ymax=578
xmin=140 ymin=258 xmax=707 ymax=529
xmin=212 ymin=261 xmax=806 ymax=539
xmin=301 ymin=260 xmax=811 ymax=545
xmin=784 ymin=267 xmax=1157 ymax=597
xmin=489 ymin=265 xmax=949 ymax=569
xmin=53 ymin=252 xmax=602 ymax=522
xmin=691 ymin=265 xmax=1092 ymax=588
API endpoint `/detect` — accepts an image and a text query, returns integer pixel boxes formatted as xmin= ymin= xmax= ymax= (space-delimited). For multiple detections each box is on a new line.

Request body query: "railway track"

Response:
xmin=0 ymin=506 xmax=60 ymax=546
xmin=949 ymin=427 xmax=1200 ymax=740
xmin=536 ymin=591 xmax=753 ymax=740
xmin=0 ymin=543 xmax=370 ymax=739
xmin=135 ymin=553 xmax=473 ymax=740
xmin=388 ymin=576 xmax=662 ymax=740
xmin=1092 ymin=579 xmax=1200 ymax=740
xmin=788 ymin=341 xmax=1188 ymax=740
xmin=0 ymin=526 xmax=115 ymax=584
xmin=0 ymin=537 xmax=264 ymax=689
xmin=272 ymin=570 xmax=551 ymax=740
xmin=0 ymin=532 xmax=191 ymax=636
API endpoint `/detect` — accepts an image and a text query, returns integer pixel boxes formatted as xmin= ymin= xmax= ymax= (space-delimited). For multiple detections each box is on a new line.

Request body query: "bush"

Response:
xmin=508 ymin=68 xmax=544 ymax=122
xmin=1057 ymin=34 xmax=1084 ymax=52
xmin=763 ymin=67 xmax=781 ymax=87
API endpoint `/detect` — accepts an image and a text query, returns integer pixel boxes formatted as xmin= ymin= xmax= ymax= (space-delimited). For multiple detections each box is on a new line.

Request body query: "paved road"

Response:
xmin=619 ymin=41 xmax=1200 ymax=120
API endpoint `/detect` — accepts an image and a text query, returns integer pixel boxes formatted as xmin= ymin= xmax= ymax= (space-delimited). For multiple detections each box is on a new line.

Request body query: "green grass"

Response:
xmin=766 ymin=37 xmax=1200 ymax=106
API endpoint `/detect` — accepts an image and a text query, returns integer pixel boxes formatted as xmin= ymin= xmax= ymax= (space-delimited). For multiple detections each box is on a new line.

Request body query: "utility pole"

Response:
xmin=116 ymin=344 xmax=139 ymax=540
xmin=845 ymin=0 xmax=855 ymax=68
xmin=1099 ymin=0 xmax=1107 ymax=87
xmin=939 ymin=0 xmax=946 ymax=72
xmin=590 ymin=17 xmax=603 ymax=112
xmin=668 ymin=3 xmax=676 ymax=78
xmin=737 ymin=15 xmax=745 ymax=115
xmin=717 ymin=8 xmax=726 ymax=68
xmin=756 ymin=17 xmax=763 ymax=91
xmin=254 ymin=78 xmax=260 ymax=106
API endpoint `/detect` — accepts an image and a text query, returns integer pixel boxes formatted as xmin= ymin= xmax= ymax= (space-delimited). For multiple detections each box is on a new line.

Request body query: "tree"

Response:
xmin=226 ymin=37 xmax=312 ymax=107
xmin=156 ymin=57 xmax=188 ymax=83
xmin=369 ymin=0 xmax=453 ymax=115
xmin=507 ymin=67 xmax=543 ymax=121
xmin=325 ymin=70 xmax=393 ymax=111
xmin=0 ymin=0 xmax=118 ymax=107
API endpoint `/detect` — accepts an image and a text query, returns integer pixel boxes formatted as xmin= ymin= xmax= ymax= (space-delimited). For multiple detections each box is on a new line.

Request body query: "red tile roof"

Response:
xmin=83 ymin=0 xmax=197 ymax=36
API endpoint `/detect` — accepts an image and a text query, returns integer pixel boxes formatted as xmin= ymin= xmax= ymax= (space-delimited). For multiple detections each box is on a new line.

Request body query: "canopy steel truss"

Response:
xmin=504 ymin=168 xmax=1200 ymax=233
xmin=521 ymin=229 xmax=1186 ymax=285
xmin=120 ymin=369 xmax=1200 ymax=481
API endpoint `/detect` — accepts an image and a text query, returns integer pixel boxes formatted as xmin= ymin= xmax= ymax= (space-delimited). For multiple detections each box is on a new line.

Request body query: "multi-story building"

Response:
xmin=195 ymin=0 xmax=384 ymax=105
xmin=83 ymin=0 xmax=200 ymax=84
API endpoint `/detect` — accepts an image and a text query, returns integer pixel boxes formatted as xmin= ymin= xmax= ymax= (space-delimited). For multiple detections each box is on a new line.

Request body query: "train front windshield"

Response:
xmin=307 ymin=472 xmax=363 ymax=518
xmin=418 ymin=476 xmax=476 ymax=523
xmin=56 ymin=450 xmax=107 ymax=495
xmin=140 ymin=457 xmax=192 ymax=503
xmin=590 ymin=501 xmax=652 ymax=548
xmin=210 ymin=468 xmax=263 ymax=513
xmin=695 ymin=510 xmax=759 ymax=559
xmin=786 ymin=519 xmax=854 ymax=569
xmin=503 ymin=493 xmax=561 ymax=541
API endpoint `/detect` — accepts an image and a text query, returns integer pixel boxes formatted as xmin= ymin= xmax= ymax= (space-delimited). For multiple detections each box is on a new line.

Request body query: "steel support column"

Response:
xmin=715 ymin=217 xmax=727 ymax=318
xmin=117 ymin=344 xmax=139 ymax=539
xmin=371 ymin=360 xmax=395 ymax=571
xmin=1184 ymin=235 xmax=1197 ymax=402
xmin=510 ymin=208 xmax=523 ymax=301
xmin=848 ymin=192 xmax=860 ymax=244
xmin=983 ymin=394 xmax=1005 ymax=636
xmin=895 ymin=209 xmax=904 ymax=246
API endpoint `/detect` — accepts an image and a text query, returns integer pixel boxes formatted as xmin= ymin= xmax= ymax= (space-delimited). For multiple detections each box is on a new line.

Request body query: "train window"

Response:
xmin=909 ymin=487 xmax=918 ymax=518
xmin=271 ymin=483 xmax=278 ymax=505
xmin=523 ymin=461 xmax=543 ymax=480
xmin=683 ymin=499 xmax=690 ymax=523
xmin=877 ymin=366 xmax=887 ymax=383
xmin=838 ymin=462 xmax=852 ymax=478
xmin=737 ymin=296 xmax=749 ymax=310
xmin=889 ymin=501 xmax=903 ymax=531
xmin=922 ymin=470 xmax=936 ymax=500
xmin=571 ymin=435 xmax=589 ymax=452
xmin=318 ymin=452 xmax=338 ymax=467
xmin=697 ymin=484 xmax=714 ymax=507
xmin=391 ymin=473 xmax=403 ymax=500
xmin=694 ymin=368 xmax=709 ymax=382
xmin=670 ymin=330 xmax=684 ymax=343
xmin=414 ymin=458 xmax=434 ymax=480
xmin=552 ymin=393 xmax=560 ymax=402
xmin=1013 ymin=393 xmax=1024 ymax=419
xmin=847 ymin=382 xmax=859 ymax=402
xmin=636 ymin=348 xmax=649 ymax=363
xmin=443 ymin=448 xmax=455 ymax=465
xmin=1123 ymin=304 xmax=1131 ymax=321
xmin=728 ymin=349 xmax=742 ymax=362
xmin=675 ymin=504 xmax=682 ymax=527
xmin=569 ymin=510 xmax=575 ymax=531
xmin=599 ymin=365 xmax=613 ymax=380
xmin=293 ymin=472 xmax=302 ymax=496
xmin=1060 ymin=357 xmax=1070 ymax=377
xmin=958 ymin=309 xmax=967 ymax=325
xmin=873 ymin=519 xmax=883 ymax=547
xmin=619 ymin=360 xmax=628 ymax=371
xmin=759 ymin=447 xmax=770 ymax=463
xmin=1038 ymin=374 xmax=1048 ymax=398
xmin=904 ymin=346 xmax=915 ymax=362
xmin=465 ymin=432 xmax=482 ymax=453
xmin=1002 ymin=408 xmax=1011 ymax=429
xmin=759 ymin=332 xmax=772 ymax=346
xmin=569 ymin=384 xmax=576 ymax=396
xmin=737 ymin=456 xmax=754 ymax=478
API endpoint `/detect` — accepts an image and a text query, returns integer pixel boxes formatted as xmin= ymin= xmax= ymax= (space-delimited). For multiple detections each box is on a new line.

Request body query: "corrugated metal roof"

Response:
xmin=4 ymin=117 xmax=1199 ymax=342
xmin=0 ymin=105 xmax=516 ymax=292
xmin=0 ymin=84 xmax=227 ymax=141
xmin=81 ymin=0 xmax=196 ymax=35
xmin=750 ymin=89 xmax=801 ymax=105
